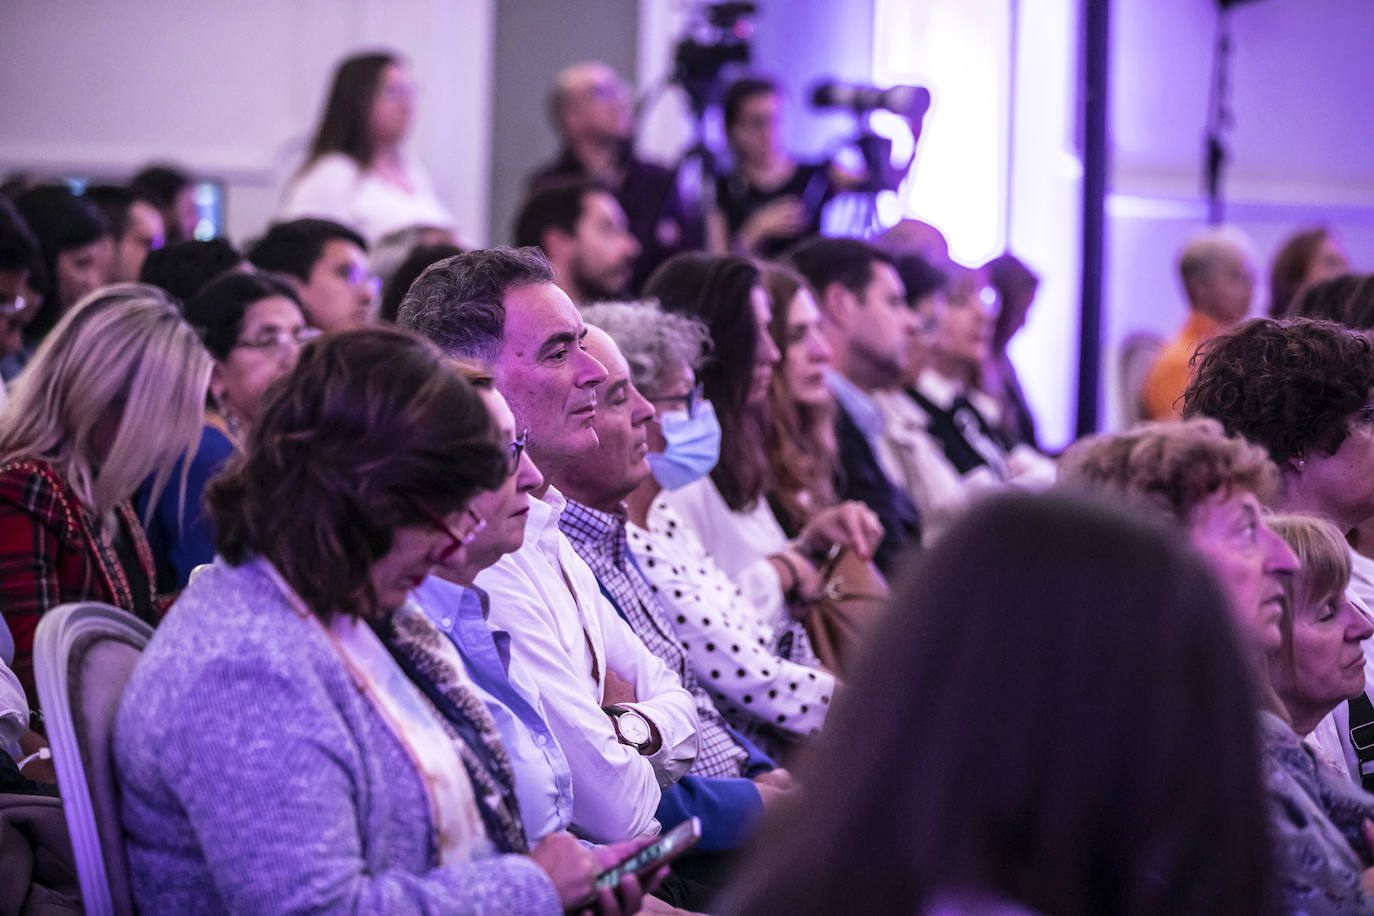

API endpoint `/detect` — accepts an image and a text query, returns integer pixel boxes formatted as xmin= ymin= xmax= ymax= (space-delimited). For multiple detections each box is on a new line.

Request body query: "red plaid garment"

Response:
xmin=0 ymin=458 xmax=157 ymax=708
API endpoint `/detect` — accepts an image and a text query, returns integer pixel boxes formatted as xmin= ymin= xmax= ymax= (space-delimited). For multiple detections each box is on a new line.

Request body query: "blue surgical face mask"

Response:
xmin=647 ymin=400 xmax=721 ymax=491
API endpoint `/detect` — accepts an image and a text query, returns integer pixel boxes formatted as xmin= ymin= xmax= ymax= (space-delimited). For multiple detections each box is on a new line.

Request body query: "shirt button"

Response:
xmin=534 ymin=734 xmax=547 ymax=746
xmin=441 ymin=618 xmax=453 ymax=629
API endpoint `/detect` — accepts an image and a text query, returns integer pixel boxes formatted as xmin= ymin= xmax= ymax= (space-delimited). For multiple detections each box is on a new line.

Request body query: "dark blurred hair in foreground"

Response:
xmin=727 ymin=491 xmax=1271 ymax=916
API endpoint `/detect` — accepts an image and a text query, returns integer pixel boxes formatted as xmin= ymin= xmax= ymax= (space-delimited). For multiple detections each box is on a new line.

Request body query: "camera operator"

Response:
xmin=527 ymin=62 xmax=701 ymax=293
xmin=709 ymin=76 xmax=867 ymax=259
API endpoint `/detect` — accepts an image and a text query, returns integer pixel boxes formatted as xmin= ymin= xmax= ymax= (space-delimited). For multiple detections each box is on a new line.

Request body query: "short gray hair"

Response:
xmin=397 ymin=246 xmax=554 ymax=363
xmin=579 ymin=300 xmax=711 ymax=395
xmin=1179 ymin=227 xmax=1253 ymax=288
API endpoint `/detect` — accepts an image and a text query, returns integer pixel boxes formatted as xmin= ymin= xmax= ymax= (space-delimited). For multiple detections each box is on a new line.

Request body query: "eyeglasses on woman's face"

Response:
xmin=401 ymin=494 xmax=487 ymax=563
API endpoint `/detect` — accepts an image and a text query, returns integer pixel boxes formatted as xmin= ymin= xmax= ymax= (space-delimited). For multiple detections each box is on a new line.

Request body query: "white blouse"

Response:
xmin=280 ymin=152 xmax=455 ymax=245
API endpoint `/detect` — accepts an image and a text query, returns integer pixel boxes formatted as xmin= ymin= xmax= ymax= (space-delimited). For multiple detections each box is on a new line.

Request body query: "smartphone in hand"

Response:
xmin=594 ymin=817 xmax=702 ymax=893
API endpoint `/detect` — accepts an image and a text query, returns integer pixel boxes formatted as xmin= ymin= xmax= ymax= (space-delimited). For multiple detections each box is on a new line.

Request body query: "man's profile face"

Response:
xmin=495 ymin=282 xmax=608 ymax=474
xmin=556 ymin=326 xmax=654 ymax=507
xmin=561 ymin=64 xmax=631 ymax=143
xmin=302 ymin=239 xmax=376 ymax=333
xmin=567 ymin=191 xmax=640 ymax=302
xmin=845 ymin=260 xmax=915 ymax=384
xmin=110 ymin=200 xmax=164 ymax=283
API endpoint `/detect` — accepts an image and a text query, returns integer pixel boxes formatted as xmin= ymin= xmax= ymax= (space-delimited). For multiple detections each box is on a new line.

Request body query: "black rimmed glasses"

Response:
xmin=508 ymin=428 xmax=530 ymax=475
xmin=649 ymin=383 xmax=704 ymax=420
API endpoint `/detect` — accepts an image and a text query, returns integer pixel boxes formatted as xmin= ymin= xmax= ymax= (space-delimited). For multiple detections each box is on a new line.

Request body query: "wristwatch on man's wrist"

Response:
xmin=604 ymin=705 xmax=654 ymax=752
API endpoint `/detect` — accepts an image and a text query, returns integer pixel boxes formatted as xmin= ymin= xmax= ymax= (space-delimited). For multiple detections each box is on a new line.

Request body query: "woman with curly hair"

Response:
xmin=1182 ymin=317 xmax=1374 ymax=793
xmin=1061 ymin=421 xmax=1374 ymax=913
xmin=1181 ymin=318 xmax=1374 ymax=557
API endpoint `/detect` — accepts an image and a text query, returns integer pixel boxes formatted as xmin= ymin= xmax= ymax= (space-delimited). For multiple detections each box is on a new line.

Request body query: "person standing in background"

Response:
xmin=281 ymin=51 xmax=456 ymax=246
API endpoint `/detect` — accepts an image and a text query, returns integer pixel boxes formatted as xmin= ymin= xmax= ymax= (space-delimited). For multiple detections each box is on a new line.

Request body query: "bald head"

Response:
xmin=1179 ymin=228 xmax=1256 ymax=322
xmin=549 ymin=61 xmax=631 ymax=144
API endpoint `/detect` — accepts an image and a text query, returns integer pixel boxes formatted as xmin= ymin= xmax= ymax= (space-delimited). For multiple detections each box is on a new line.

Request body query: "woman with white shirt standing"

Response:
xmin=281 ymin=52 xmax=457 ymax=246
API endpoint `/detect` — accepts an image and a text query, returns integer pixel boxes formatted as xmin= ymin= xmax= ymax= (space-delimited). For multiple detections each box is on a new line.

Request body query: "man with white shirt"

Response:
xmin=399 ymin=246 xmax=699 ymax=844
xmin=399 ymin=250 xmax=779 ymax=882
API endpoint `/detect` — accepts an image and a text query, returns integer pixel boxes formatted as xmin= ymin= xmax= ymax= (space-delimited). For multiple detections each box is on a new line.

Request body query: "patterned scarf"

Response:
xmin=380 ymin=604 xmax=529 ymax=855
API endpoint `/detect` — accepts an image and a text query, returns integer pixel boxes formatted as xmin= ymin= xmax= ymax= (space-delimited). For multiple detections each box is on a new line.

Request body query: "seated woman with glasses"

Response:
xmin=141 ymin=271 xmax=319 ymax=591
xmin=116 ymin=327 xmax=653 ymax=914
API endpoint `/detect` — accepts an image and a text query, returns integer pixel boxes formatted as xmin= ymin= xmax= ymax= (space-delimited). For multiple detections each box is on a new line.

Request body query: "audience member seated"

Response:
xmin=13 ymin=185 xmax=111 ymax=349
xmin=727 ymin=491 xmax=1274 ymax=916
xmin=1267 ymin=515 xmax=1374 ymax=777
xmin=84 ymin=184 xmax=165 ymax=283
xmin=1061 ymin=420 xmax=1374 ymax=912
xmin=709 ymin=76 xmax=860 ymax=259
xmin=378 ymin=241 xmax=464 ymax=324
xmin=130 ymin=163 xmax=199 ymax=243
xmin=398 ymin=249 xmax=707 ymax=841
xmin=1287 ymin=272 xmax=1374 ymax=328
xmin=784 ymin=238 xmax=923 ymax=568
xmin=280 ymin=52 xmax=456 ymax=245
xmin=904 ymin=261 xmax=1056 ymax=488
xmin=553 ymin=321 xmax=790 ymax=789
xmin=581 ymin=301 xmax=836 ymax=760
xmin=528 ymin=61 xmax=699 ymax=293
xmin=859 ymin=252 xmax=973 ymax=541
xmin=0 ymin=199 xmax=41 ymax=385
xmin=0 ymin=285 xmax=211 ymax=707
xmin=983 ymin=251 xmax=1042 ymax=450
xmin=758 ymin=264 xmax=840 ymax=538
xmin=412 ymin=369 xmax=577 ymax=847
xmin=645 ymin=252 xmax=883 ymax=639
xmin=247 ymin=217 xmax=377 ymax=332
xmin=1139 ymin=226 xmax=1255 ymax=420
xmin=1269 ymin=226 xmax=1350 ymax=318
xmin=1181 ymin=317 xmax=1374 ymax=786
xmin=140 ymin=271 xmax=316 ymax=591
xmin=115 ymin=328 xmax=655 ymax=914
xmin=138 ymin=237 xmax=244 ymax=304
xmin=513 ymin=178 xmax=640 ymax=306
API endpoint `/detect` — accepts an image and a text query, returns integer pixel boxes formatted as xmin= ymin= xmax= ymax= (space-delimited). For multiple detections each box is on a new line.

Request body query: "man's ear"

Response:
xmin=818 ymin=280 xmax=854 ymax=328
xmin=541 ymin=226 xmax=576 ymax=266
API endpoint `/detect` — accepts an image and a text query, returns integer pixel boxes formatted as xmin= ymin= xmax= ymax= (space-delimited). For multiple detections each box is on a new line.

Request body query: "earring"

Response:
xmin=1297 ymin=459 xmax=1306 ymax=470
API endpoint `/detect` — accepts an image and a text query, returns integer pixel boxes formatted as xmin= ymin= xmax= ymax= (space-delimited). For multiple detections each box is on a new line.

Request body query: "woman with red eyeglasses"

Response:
xmin=116 ymin=327 xmax=653 ymax=914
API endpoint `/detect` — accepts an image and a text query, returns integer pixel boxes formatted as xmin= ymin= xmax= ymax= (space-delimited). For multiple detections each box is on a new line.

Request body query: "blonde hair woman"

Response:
xmin=0 ymin=283 xmax=211 ymax=706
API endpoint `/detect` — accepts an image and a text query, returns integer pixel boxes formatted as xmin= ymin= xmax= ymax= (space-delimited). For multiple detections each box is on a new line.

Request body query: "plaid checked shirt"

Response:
xmin=559 ymin=499 xmax=750 ymax=780
xmin=0 ymin=458 xmax=159 ymax=706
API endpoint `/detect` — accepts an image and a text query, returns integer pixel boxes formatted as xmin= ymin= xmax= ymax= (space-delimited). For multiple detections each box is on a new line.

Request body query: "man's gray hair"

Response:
xmin=396 ymin=246 xmax=554 ymax=363
xmin=1178 ymin=226 xmax=1253 ymax=289
xmin=579 ymin=300 xmax=711 ymax=395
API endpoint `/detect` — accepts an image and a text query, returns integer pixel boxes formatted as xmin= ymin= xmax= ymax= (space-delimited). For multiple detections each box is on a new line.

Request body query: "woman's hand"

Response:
xmin=532 ymin=831 xmax=664 ymax=915
xmin=769 ymin=549 xmax=822 ymax=606
xmin=797 ymin=501 xmax=884 ymax=562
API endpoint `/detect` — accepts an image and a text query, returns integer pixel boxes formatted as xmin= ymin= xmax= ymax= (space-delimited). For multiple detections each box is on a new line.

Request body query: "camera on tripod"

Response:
xmin=672 ymin=1 xmax=757 ymax=116
xmin=810 ymin=80 xmax=932 ymax=194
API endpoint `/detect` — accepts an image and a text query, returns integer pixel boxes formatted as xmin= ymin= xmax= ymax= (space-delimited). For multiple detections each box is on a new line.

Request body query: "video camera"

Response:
xmin=673 ymin=1 xmax=757 ymax=116
xmin=810 ymin=79 xmax=931 ymax=194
